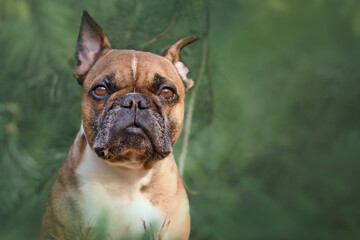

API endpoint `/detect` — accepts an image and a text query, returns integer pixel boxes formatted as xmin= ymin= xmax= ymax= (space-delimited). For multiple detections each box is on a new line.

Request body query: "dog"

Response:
xmin=40 ymin=11 xmax=197 ymax=240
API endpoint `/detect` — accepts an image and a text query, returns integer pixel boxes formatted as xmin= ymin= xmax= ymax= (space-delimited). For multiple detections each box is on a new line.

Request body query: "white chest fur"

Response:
xmin=75 ymin=144 xmax=164 ymax=239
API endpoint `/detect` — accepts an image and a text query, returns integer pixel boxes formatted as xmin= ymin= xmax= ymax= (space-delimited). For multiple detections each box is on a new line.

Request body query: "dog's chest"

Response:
xmin=75 ymin=145 xmax=164 ymax=238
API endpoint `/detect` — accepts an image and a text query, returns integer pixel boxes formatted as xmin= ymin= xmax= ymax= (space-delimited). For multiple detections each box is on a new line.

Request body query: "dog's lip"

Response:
xmin=126 ymin=122 xmax=143 ymax=129
xmin=125 ymin=125 xmax=145 ymax=134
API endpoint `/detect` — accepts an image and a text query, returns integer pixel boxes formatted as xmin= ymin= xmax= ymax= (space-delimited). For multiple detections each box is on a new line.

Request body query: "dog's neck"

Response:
xmin=74 ymin=135 xmax=166 ymax=237
xmin=77 ymin=143 xmax=167 ymax=187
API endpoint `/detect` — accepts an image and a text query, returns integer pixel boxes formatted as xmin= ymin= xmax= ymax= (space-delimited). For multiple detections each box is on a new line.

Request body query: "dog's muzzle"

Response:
xmin=93 ymin=93 xmax=172 ymax=161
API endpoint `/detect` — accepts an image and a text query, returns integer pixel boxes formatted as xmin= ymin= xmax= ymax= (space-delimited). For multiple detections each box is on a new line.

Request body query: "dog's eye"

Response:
xmin=160 ymin=88 xmax=175 ymax=99
xmin=94 ymin=86 xmax=107 ymax=96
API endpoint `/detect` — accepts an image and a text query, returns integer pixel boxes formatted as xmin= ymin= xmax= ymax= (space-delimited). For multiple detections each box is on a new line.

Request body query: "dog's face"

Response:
xmin=74 ymin=12 xmax=196 ymax=168
xmin=82 ymin=50 xmax=185 ymax=167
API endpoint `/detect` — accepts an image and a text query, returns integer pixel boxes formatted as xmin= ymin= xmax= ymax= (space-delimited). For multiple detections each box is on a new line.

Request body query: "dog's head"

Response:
xmin=73 ymin=11 xmax=197 ymax=168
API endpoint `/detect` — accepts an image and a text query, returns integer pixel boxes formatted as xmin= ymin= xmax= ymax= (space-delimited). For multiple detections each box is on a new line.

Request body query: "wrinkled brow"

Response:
xmin=150 ymin=73 xmax=166 ymax=92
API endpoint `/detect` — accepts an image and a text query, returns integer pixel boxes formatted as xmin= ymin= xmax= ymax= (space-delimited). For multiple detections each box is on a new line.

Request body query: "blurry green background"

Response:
xmin=1 ymin=0 xmax=360 ymax=239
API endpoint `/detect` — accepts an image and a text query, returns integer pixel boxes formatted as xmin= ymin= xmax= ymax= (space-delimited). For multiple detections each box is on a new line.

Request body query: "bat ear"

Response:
xmin=162 ymin=36 xmax=197 ymax=91
xmin=73 ymin=11 xmax=111 ymax=85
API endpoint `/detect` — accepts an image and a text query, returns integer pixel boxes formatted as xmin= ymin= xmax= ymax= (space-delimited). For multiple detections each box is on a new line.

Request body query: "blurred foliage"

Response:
xmin=1 ymin=0 xmax=360 ymax=239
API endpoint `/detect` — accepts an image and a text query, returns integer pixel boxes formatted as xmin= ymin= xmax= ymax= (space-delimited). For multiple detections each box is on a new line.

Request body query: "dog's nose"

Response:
xmin=121 ymin=94 xmax=149 ymax=109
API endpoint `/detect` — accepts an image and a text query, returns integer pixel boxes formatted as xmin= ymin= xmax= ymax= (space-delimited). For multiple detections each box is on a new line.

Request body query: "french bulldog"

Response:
xmin=40 ymin=11 xmax=197 ymax=240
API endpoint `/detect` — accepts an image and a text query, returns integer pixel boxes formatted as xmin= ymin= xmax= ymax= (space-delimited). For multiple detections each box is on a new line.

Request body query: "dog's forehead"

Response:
xmin=84 ymin=49 xmax=184 ymax=92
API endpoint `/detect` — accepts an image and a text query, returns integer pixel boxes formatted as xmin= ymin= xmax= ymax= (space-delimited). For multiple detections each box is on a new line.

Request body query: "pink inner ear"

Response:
xmin=84 ymin=32 xmax=102 ymax=53
xmin=76 ymin=34 xmax=101 ymax=76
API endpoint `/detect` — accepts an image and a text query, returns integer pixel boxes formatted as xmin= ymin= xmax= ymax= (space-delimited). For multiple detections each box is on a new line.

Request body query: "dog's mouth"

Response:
xmin=92 ymin=114 xmax=172 ymax=164
xmin=93 ymin=124 xmax=151 ymax=159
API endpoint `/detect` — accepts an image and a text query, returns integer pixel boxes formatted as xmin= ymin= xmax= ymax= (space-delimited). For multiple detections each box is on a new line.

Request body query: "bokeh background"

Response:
xmin=1 ymin=0 xmax=360 ymax=239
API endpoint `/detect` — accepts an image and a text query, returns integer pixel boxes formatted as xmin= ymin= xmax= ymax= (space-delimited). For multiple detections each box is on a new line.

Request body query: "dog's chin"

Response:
xmin=104 ymin=150 xmax=153 ymax=169
xmin=99 ymin=149 xmax=170 ymax=169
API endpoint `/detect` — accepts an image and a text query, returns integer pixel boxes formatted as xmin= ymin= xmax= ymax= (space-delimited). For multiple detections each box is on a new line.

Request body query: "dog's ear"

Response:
xmin=163 ymin=36 xmax=197 ymax=91
xmin=73 ymin=11 xmax=111 ymax=85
